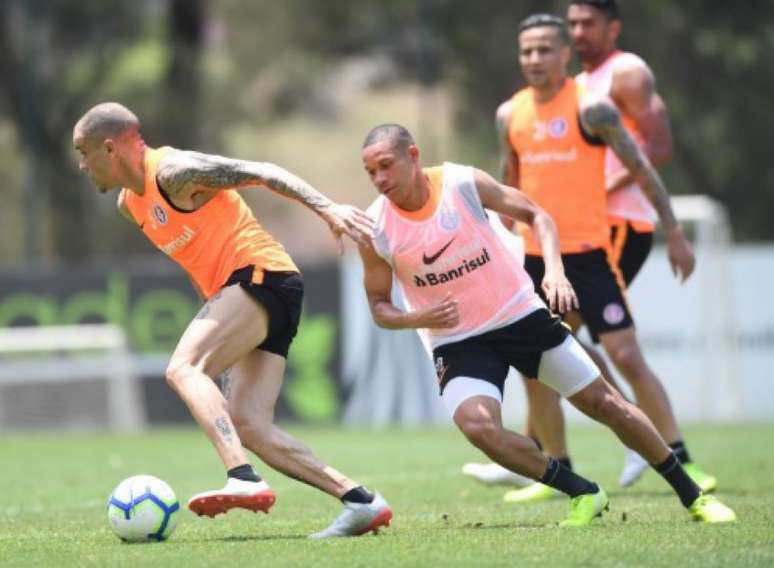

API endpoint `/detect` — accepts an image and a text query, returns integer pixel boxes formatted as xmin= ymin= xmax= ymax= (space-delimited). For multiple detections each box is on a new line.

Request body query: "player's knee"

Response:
xmin=577 ymin=385 xmax=625 ymax=424
xmin=458 ymin=414 xmax=501 ymax=451
xmin=165 ymin=351 xmax=219 ymax=392
xmin=596 ymin=392 xmax=629 ymax=426
xmin=607 ymin=343 xmax=643 ymax=377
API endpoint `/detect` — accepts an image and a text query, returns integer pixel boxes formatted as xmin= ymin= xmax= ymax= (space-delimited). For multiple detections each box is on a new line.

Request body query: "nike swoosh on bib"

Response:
xmin=422 ymin=237 xmax=455 ymax=265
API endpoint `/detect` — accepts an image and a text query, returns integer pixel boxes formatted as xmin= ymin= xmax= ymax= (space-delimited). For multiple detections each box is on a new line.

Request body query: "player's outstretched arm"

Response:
xmin=358 ymin=243 xmax=458 ymax=330
xmin=156 ymin=150 xmax=373 ymax=250
xmin=580 ymin=98 xmax=695 ymax=281
xmin=474 ymin=169 xmax=578 ymax=314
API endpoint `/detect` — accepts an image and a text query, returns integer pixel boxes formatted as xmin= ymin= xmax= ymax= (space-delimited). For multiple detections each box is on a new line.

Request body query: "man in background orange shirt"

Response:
xmin=465 ymin=13 xmax=720 ymax=507
xmin=73 ymin=102 xmax=392 ymax=539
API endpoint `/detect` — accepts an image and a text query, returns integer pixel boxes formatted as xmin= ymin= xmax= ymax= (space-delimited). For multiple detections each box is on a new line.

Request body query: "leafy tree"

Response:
xmin=0 ymin=0 xmax=205 ymax=262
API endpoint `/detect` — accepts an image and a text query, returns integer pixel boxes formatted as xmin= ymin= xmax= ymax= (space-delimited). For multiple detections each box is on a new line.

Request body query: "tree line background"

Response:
xmin=1 ymin=0 xmax=771 ymax=265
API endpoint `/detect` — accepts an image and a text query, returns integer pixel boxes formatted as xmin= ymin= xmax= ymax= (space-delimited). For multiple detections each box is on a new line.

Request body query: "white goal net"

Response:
xmin=0 ymin=324 xmax=146 ymax=431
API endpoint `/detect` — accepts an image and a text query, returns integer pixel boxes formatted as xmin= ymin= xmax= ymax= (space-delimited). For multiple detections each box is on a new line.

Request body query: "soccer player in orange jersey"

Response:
xmin=73 ymin=102 xmax=392 ymax=538
xmin=473 ymin=14 xmax=719 ymax=506
xmin=356 ymin=123 xmax=734 ymax=525
xmin=465 ymin=1 xmax=693 ymax=492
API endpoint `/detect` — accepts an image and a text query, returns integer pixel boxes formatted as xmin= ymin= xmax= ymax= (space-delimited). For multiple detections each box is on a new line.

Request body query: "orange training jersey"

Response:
xmin=508 ymin=78 xmax=609 ymax=255
xmin=367 ymin=162 xmax=543 ymax=349
xmin=576 ymin=51 xmax=657 ymax=230
xmin=123 ymin=146 xmax=298 ymax=298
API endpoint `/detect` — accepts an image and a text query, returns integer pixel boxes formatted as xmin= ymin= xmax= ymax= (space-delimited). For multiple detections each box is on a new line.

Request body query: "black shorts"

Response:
xmin=432 ymin=309 xmax=569 ymax=395
xmin=222 ymin=266 xmax=303 ymax=358
xmin=610 ymin=220 xmax=653 ymax=286
xmin=525 ymin=250 xmax=633 ymax=343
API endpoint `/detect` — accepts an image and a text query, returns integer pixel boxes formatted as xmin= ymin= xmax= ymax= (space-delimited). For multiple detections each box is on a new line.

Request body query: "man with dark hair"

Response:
xmin=357 ymin=121 xmax=734 ymax=525
xmin=568 ymin=0 xmax=694 ymax=488
xmin=362 ymin=123 xmax=417 ymax=154
xmin=467 ymin=4 xmax=718 ymax=497
xmin=73 ymin=102 xmax=393 ymax=539
xmin=457 ymin=15 xmax=734 ymax=522
xmin=570 ymin=0 xmax=619 ymax=20
xmin=518 ymin=13 xmax=572 ymax=43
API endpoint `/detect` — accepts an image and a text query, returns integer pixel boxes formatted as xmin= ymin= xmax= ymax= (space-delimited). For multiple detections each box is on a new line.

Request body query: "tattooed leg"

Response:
xmin=166 ymin=283 xmax=271 ymax=471
xmin=214 ymin=416 xmax=234 ymax=442
xmin=195 ymin=291 xmax=222 ymax=320
xmin=166 ymin=362 xmax=248 ymax=469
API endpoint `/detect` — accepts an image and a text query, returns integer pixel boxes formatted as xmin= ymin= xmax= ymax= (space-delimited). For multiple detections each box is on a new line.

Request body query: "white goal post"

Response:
xmin=0 ymin=324 xmax=146 ymax=431
xmin=668 ymin=195 xmax=740 ymax=420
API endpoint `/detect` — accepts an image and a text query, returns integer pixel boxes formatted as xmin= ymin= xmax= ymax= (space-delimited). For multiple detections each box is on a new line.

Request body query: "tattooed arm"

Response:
xmin=580 ymin=97 xmax=695 ymax=281
xmin=580 ymin=98 xmax=677 ymax=229
xmin=157 ymin=150 xmax=333 ymax=211
xmin=612 ymin=63 xmax=672 ymax=166
xmin=157 ymin=150 xmax=373 ymax=249
xmin=606 ymin=60 xmax=673 ymax=193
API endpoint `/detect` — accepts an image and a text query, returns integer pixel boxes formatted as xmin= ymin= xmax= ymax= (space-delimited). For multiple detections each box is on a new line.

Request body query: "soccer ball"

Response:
xmin=107 ymin=475 xmax=180 ymax=542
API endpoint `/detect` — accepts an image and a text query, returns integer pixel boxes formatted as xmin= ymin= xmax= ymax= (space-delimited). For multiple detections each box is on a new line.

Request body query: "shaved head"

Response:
xmin=362 ymin=123 xmax=415 ymax=154
xmin=74 ymin=102 xmax=140 ymax=141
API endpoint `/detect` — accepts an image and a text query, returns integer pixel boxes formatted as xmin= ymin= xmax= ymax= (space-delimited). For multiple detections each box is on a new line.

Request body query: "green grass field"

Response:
xmin=2 ymin=423 xmax=773 ymax=567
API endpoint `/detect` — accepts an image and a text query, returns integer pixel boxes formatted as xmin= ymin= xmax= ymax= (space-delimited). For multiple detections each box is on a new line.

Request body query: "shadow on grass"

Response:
xmin=606 ymin=489 xmax=749 ymax=499
xmin=450 ymin=522 xmax=554 ymax=530
xmin=204 ymin=533 xmax=309 ymax=543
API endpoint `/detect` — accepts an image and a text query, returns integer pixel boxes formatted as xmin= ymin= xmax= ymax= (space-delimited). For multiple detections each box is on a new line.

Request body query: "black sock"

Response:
xmin=540 ymin=457 xmax=598 ymax=498
xmin=669 ymin=441 xmax=692 ymax=464
xmin=654 ymin=453 xmax=700 ymax=507
xmin=227 ymin=464 xmax=260 ymax=483
xmin=558 ymin=457 xmax=573 ymax=471
xmin=341 ymin=486 xmax=374 ymax=504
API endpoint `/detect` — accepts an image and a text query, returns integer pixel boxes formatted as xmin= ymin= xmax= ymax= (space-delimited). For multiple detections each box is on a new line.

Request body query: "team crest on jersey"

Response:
xmin=548 ymin=117 xmax=568 ymax=139
xmin=439 ymin=206 xmax=460 ymax=232
xmin=152 ymin=203 xmax=168 ymax=226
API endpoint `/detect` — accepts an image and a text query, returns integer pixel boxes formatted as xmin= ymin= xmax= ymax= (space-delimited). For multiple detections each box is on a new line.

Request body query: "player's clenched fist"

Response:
xmin=415 ymin=293 xmax=459 ymax=329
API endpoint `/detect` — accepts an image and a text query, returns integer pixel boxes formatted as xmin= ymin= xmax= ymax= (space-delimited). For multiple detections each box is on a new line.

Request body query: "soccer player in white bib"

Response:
xmin=356 ymin=123 xmax=735 ymax=525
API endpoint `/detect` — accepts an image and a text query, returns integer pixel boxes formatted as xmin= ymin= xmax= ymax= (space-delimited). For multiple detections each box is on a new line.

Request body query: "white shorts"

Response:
xmin=441 ymin=335 xmax=599 ymax=417
xmin=537 ymin=335 xmax=600 ymax=398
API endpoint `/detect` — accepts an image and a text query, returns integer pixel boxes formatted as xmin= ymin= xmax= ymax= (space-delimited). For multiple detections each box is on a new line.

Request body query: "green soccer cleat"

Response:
xmin=503 ymin=482 xmax=558 ymax=504
xmin=559 ymin=487 xmax=609 ymax=527
xmin=684 ymin=463 xmax=718 ymax=493
xmin=688 ymin=494 xmax=736 ymax=523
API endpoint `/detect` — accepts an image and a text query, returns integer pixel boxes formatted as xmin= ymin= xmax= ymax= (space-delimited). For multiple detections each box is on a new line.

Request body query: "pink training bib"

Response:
xmin=368 ymin=162 xmax=544 ymax=349
xmin=576 ymin=51 xmax=658 ymax=226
